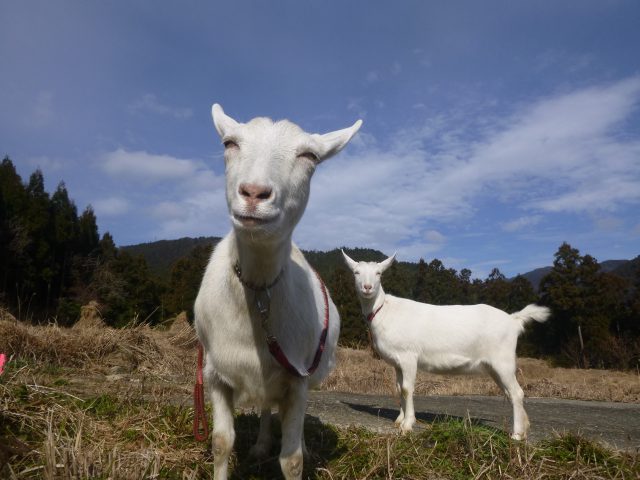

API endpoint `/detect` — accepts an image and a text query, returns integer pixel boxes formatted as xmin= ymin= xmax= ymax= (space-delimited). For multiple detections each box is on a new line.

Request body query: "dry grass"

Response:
xmin=2 ymin=316 xmax=638 ymax=403
xmin=1 ymin=370 xmax=204 ymax=478
xmin=2 ymin=374 xmax=637 ymax=479
xmin=0 ymin=316 xmax=196 ymax=380
xmin=322 ymin=347 xmax=640 ymax=403
xmin=1 ymin=318 xmax=639 ymax=478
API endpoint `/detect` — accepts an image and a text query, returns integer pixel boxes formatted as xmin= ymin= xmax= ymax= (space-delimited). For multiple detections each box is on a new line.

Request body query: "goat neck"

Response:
xmin=232 ymin=230 xmax=291 ymax=287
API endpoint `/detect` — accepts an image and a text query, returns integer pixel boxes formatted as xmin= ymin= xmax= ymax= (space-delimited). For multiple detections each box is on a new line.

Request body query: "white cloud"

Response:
xmin=101 ymin=149 xmax=201 ymax=181
xmin=425 ymin=230 xmax=446 ymax=243
xmin=424 ymin=76 xmax=640 ymax=215
xmin=25 ymin=155 xmax=63 ymax=171
xmin=347 ymin=98 xmax=367 ymax=118
xmin=533 ymin=50 xmax=595 ymax=74
xmin=152 ymin=190 xmax=229 ymax=240
xmin=502 ymin=215 xmax=542 ymax=232
xmin=128 ymin=93 xmax=193 ymax=119
xmin=94 ymin=197 xmax=129 ymax=216
xmin=149 ymin=201 xmax=185 ymax=221
xmin=296 ymin=77 xmax=640 ymax=261
xmin=364 ymin=71 xmax=379 ymax=85
xmin=592 ymin=215 xmax=623 ymax=232
xmin=97 ymin=148 xmax=227 ymax=238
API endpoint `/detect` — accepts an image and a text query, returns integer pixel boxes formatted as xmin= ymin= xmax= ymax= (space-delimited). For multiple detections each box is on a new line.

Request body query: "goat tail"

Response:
xmin=511 ymin=304 xmax=551 ymax=328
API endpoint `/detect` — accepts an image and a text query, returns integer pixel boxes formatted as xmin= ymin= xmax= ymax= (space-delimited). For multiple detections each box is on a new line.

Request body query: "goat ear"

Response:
xmin=341 ymin=249 xmax=359 ymax=272
xmin=212 ymin=104 xmax=240 ymax=138
xmin=313 ymin=119 xmax=363 ymax=162
xmin=379 ymin=252 xmax=397 ymax=273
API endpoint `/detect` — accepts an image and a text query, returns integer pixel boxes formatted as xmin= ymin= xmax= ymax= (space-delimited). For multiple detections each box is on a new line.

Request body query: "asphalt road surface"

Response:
xmin=306 ymin=391 xmax=640 ymax=452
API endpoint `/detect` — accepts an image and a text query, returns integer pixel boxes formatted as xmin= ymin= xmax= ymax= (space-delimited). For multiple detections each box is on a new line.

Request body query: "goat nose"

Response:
xmin=364 ymin=284 xmax=372 ymax=291
xmin=238 ymin=183 xmax=273 ymax=203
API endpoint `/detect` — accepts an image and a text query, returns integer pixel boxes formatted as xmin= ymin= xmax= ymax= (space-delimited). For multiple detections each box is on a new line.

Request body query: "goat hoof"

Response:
xmin=399 ymin=420 xmax=414 ymax=434
xmin=510 ymin=432 xmax=526 ymax=441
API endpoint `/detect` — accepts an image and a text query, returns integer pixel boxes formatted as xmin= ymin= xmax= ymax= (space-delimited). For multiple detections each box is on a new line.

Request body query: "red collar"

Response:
xmin=233 ymin=261 xmax=329 ymax=378
xmin=266 ymin=268 xmax=329 ymax=378
xmin=366 ymin=302 xmax=384 ymax=323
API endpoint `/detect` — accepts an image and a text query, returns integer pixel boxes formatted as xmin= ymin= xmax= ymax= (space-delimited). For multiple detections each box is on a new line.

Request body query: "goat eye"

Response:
xmin=376 ymin=272 xmax=381 ymax=276
xmin=297 ymin=151 xmax=319 ymax=163
xmin=223 ymin=139 xmax=238 ymax=150
xmin=354 ymin=271 xmax=360 ymax=275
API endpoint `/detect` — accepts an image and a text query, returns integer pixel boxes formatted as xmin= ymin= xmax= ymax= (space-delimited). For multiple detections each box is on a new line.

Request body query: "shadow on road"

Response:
xmin=343 ymin=401 xmax=494 ymax=429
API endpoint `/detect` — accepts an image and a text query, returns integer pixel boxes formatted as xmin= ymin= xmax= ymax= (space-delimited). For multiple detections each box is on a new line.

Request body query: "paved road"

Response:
xmin=307 ymin=391 xmax=640 ymax=452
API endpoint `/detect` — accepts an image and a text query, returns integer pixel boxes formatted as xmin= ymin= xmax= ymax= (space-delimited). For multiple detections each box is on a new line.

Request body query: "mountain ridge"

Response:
xmin=121 ymin=237 xmax=637 ymax=289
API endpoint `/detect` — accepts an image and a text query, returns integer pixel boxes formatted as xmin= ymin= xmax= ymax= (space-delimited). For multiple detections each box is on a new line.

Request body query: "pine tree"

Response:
xmin=458 ymin=268 xmax=478 ymax=304
xmin=78 ymin=206 xmax=100 ymax=256
xmin=23 ymin=170 xmax=55 ymax=318
xmin=481 ymin=268 xmax=511 ymax=310
xmin=507 ymin=275 xmax=537 ymax=312
xmin=539 ymin=242 xmax=632 ymax=368
xmin=0 ymin=158 xmax=28 ymax=299
xmin=50 ymin=182 xmax=80 ymax=306
xmin=412 ymin=258 xmax=427 ymax=301
xmin=327 ymin=266 xmax=366 ymax=347
xmin=164 ymin=243 xmax=212 ymax=319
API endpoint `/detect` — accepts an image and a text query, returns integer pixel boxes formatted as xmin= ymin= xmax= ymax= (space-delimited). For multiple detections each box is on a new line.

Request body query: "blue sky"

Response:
xmin=2 ymin=1 xmax=639 ymax=278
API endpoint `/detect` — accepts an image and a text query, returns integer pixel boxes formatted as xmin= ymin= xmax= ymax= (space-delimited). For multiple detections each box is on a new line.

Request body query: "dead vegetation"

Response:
xmin=1 ymin=315 xmax=638 ymax=403
xmin=1 ymin=314 xmax=639 ymax=478
xmin=0 ymin=314 xmax=196 ymax=379
xmin=323 ymin=347 xmax=640 ymax=403
xmin=72 ymin=300 xmax=105 ymax=330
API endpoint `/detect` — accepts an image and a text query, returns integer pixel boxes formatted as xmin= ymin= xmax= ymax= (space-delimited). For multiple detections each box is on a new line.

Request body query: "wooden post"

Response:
xmin=578 ymin=324 xmax=586 ymax=368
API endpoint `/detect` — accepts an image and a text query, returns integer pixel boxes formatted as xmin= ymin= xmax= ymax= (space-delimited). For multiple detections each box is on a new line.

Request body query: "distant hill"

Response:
xmin=601 ymin=259 xmax=630 ymax=273
xmin=121 ymin=236 xmax=221 ymax=277
xmin=517 ymin=258 xmax=635 ymax=291
xmin=122 ymin=236 xmax=636 ymax=289
xmin=517 ymin=266 xmax=553 ymax=291
xmin=613 ymin=255 xmax=640 ymax=276
xmin=121 ymin=238 xmax=395 ymax=283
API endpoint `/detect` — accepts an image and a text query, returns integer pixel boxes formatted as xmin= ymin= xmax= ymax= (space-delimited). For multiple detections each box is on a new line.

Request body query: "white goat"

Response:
xmin=194 ymin=105 xmax=361 ymax=480
xmin=342 ymin=251 xmax=550 ymax=440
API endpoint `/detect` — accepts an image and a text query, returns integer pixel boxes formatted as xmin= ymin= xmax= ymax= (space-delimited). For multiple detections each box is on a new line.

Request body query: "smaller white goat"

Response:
xmin=342 ymin=251 xmax=550 ymax=440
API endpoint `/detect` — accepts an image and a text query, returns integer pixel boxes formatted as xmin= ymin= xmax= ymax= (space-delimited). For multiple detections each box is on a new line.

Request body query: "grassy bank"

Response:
xmin=1 ymin=369 xmax=638 ymax=479
xmin=1 ymin=318 xmax=639 ymax=478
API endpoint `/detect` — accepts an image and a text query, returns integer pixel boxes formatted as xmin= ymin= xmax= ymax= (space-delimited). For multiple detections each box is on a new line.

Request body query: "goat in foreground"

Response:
xmin=342 ymin=251 xmax=550 ymax=440
xmin=194 ymin=105 xmax=361 ymax=480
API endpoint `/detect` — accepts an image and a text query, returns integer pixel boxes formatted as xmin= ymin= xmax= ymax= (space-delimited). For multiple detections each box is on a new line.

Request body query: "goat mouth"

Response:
xmin=233 ymin=213 xmax=277 ymax=228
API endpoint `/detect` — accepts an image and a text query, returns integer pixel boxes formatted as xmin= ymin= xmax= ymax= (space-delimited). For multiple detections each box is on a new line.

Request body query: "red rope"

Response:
xmin=193 ymin=342 xmax=209 ymax=442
